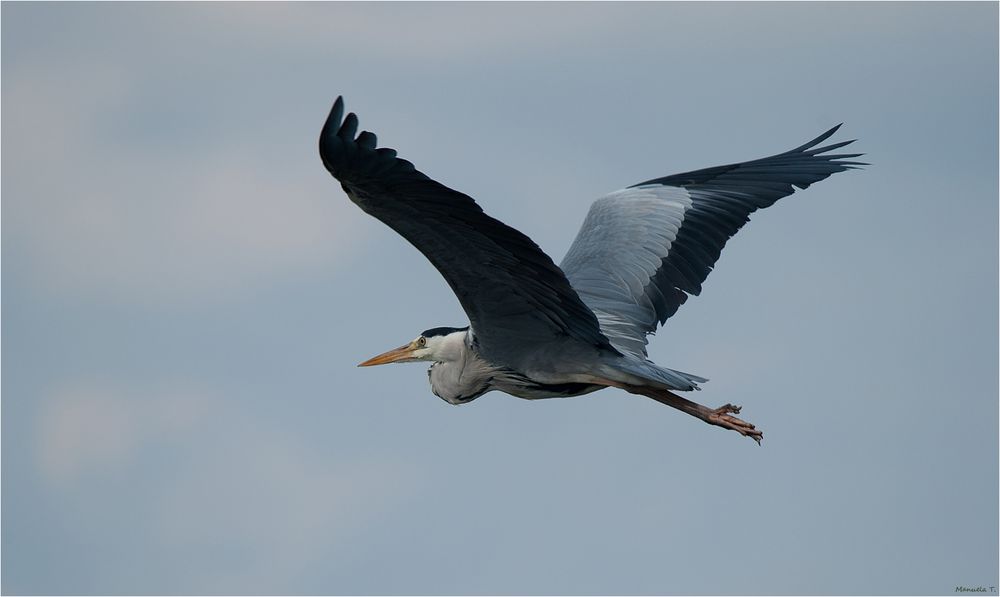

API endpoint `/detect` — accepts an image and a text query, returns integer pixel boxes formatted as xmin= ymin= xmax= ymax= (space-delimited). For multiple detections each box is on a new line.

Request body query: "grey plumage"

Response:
xmin=320 ymin=96 xmax=865 ymax=443
xmin=561 ymin=125 xmax=865 ymax=358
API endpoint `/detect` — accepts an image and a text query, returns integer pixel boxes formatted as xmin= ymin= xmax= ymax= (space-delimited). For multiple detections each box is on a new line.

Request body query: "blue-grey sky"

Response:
xmin=2 ymin=2 xmax=997 ymax=595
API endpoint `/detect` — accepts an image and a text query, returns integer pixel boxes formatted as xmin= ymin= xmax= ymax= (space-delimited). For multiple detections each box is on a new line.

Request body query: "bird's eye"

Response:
xmin=417 ymin=337 xmax=427 ymax=347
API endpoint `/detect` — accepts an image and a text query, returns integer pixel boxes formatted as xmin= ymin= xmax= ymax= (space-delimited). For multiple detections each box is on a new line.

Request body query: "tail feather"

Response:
xmin=604 ymin=357 xmax=708 ymax=392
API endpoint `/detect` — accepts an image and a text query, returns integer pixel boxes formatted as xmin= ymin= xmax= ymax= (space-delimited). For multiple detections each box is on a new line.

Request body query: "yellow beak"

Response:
xmin=357 ymin=343 xmax=419 ymax=367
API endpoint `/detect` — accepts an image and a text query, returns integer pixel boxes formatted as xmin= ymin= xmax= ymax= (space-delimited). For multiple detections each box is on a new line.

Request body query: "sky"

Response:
xmin=2 ymin=2 xmax=997 ymax=595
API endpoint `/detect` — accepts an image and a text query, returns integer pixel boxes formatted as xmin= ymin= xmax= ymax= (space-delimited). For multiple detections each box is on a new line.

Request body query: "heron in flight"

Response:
xmin=319 ymin=96 xmax=863 ymax=443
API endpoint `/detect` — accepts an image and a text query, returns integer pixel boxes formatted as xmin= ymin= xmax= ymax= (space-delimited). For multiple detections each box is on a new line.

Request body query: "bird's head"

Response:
xmin=358 ymin=326 xmax=469 ymax=367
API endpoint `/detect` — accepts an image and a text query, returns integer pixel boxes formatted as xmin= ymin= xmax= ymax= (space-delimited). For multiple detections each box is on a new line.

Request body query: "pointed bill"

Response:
xmin=358 ymin=343 xmax=419 ymax=367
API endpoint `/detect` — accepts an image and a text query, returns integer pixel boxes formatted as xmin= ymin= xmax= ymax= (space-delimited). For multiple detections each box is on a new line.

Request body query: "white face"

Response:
xmin=358 ymin=330 xmax=466 ymax=367
xmin=409 ymin=335 xmax=433 ymax=360
xmin=413 ymin=332 xmax=464 ymax=362
xmin=392 ymin=334 xmax=446 ymax=361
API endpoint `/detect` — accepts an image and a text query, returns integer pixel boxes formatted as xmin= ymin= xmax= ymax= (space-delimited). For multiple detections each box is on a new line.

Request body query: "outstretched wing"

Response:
xmin=319 ymin=97 xmax=616 ymax=364
xmin=560 ymin=125 xmax=865 ymax=357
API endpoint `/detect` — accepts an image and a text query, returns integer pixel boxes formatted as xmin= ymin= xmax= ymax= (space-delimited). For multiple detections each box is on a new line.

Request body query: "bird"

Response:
xmin=319 ymin=96 xmax=864 ymax=443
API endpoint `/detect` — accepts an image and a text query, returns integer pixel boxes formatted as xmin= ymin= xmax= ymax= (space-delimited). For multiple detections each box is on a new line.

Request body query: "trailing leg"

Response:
xmin=626 ymin=385 xmax=763 ymax=444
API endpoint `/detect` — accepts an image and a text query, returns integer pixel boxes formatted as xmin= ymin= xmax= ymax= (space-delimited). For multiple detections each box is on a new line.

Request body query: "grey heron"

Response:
xmin=319 ymin=96 xmax=864 ymax=443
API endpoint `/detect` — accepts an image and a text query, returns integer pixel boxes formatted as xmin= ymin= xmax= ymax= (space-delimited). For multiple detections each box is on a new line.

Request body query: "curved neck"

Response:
xmin=426 ymin=330 xmax=495 ymax=404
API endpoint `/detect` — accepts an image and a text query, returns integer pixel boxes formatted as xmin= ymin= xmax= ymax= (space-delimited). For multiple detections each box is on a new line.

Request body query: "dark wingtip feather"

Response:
xmin=332 ymin=95 xmax=343 ymax=118
xmin=320 ymin=96 xmax=345 ymax=143
xmin=319 ymin=96 xmax=349 ymax=172
xmin=807 ymin=138 xmax=857 ymax=155
xmin=339 ymin=112 xmax=359 ymax=141
xmin=357 ymin=130 xmax=377 ymax=150
xmin=822 ymin=152 xmax=864 ymax=160
xmin=791 ymin=123 xmax=843 ymax=153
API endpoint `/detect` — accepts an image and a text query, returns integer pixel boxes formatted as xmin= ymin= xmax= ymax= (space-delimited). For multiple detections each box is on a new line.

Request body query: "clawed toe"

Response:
xmin=714 ymin=403 xmax=742 ymax=415
xmin=628 ymin=385 xmax=765 ymax=445
xmin=707 ymin=406 xmax=763 ymax=445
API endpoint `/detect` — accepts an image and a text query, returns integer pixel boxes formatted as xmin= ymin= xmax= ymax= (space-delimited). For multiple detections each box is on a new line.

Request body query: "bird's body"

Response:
xmin=387 ymin=327 xmax=604 ymax=405
xmin=320 ymin=96 xmax=864 ymax=443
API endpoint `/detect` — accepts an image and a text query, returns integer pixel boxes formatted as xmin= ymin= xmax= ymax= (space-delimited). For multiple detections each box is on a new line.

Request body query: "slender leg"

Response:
xmin=623 ymin=384 xmax=763 ymax=444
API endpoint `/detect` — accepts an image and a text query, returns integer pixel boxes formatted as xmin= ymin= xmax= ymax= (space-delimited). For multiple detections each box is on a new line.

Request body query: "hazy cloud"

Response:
xmin=36 ymin=383 xmax=205 ymax=485
xmin=32 ymin=380 xmax=419 ymax=592
xmin=3 ymin=57 xmax=360 ymax=306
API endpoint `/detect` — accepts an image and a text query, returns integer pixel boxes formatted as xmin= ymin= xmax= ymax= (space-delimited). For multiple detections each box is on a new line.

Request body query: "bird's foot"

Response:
xmin=707 ymin=404 xmax=763 ymax=445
